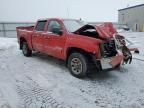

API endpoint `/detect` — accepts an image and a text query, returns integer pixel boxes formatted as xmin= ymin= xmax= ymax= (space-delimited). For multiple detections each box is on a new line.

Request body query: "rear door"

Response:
xmin=32 ymin=20 xmax=47 ymax=52
xmin=43 ymin=20 xmax=66 ymax=59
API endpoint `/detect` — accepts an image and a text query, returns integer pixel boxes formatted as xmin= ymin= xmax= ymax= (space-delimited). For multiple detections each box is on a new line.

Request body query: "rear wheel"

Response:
xmin=67 ymin=53 xmax=89 ymax=78
xmin=22 ymin=42 xmax=32 ymax=57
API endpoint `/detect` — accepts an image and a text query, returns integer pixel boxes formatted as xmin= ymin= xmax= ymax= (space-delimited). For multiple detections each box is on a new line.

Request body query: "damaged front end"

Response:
xmin=74 ymin=22 xmax=139 ymax=69
xmin=99 ymin=38 xmax=124 ymax=69
xmin=95 ymin=23 xmax=140 ymax=69
xmin=114 ymin=35 xmax=133 ymax=64
xmin=99 ymin=34 xmax=140 ymax=69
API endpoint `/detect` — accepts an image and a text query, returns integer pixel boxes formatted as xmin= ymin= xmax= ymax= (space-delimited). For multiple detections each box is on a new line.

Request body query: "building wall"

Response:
xmin=118 ymin=5 xmax=144 ymax=32
xmin=0 ymin=22 xmax=34 ymax=38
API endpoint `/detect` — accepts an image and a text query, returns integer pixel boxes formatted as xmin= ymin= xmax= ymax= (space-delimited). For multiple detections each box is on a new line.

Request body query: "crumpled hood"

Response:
xmin=74 ymin=22 xmax=117 ymax=39
xmin=95 ymin=23 xmax=117 ymax=38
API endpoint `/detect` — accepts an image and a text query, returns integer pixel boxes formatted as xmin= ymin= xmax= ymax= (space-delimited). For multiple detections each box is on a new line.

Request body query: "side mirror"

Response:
xmin=52 ymin=27 xmax=63 ymax=35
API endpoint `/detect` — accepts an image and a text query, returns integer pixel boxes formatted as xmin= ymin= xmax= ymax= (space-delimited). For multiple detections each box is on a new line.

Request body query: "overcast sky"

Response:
xmin=0 ymin=0 xmax=143 ymax=22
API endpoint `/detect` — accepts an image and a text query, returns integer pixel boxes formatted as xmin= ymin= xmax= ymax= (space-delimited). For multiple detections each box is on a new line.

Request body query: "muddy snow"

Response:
xmin=0 ymin=32 xmax=144 ymax=108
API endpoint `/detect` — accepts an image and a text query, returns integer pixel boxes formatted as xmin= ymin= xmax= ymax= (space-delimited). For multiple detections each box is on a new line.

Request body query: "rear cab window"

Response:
xmin=35 ymin=20 xmax=47 ymax=31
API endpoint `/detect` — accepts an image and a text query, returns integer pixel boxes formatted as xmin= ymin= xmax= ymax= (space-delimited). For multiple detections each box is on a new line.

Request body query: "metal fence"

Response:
xmin=0 ymin=22 xmax=34 ymax=38
xmin=0 ymin=22 xmax=128 ymax=38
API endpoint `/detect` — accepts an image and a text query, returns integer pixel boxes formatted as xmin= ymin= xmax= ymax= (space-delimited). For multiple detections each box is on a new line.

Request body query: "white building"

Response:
xmin=118 ymin=4 xmax=144 ymax=32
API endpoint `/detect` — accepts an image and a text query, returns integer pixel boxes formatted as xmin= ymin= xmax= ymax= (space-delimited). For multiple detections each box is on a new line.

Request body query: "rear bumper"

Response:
xmin=99 ymin=52 xmax=124 ymax=69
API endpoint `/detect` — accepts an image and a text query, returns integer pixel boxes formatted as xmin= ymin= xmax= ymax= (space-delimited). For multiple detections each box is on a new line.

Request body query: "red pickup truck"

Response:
xmin=16 ymin=18 xmax=138 ymax=78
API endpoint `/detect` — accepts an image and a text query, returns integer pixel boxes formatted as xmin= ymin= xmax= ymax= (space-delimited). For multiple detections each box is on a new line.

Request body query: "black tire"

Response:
xmin=22 ymin=42 xmax=32 ymax=57
xmin=67 ymin=53 xmax=89 ymax=78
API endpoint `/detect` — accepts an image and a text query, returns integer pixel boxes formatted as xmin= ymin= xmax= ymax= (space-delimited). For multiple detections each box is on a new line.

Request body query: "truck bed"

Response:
xmin=16 ymin=26 xmax=34 ymax=31
xmin=16 ymin=26 xmax=34 ymax=50
xmin=16 ymin=26 xmax=34 ymax=38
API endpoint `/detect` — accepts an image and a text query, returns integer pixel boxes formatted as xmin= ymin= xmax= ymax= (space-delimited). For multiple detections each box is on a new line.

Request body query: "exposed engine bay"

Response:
xmin=99 ymin=39 xmax=117 ymax=58
xmin=75 ymin=25 xmax=105 ymax=40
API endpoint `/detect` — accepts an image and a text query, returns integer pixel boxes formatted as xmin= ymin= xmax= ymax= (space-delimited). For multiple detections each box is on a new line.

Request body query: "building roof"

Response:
xmin=118 ymin=4 xmax=144 ymax=11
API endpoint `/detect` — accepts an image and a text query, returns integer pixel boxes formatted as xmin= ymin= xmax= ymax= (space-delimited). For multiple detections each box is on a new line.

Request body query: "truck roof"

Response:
xmin=37 ymin=18 xmax=82 ymax=21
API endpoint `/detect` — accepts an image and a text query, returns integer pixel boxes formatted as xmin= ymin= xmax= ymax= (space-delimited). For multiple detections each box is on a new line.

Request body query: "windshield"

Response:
xmin=63 ymin=20 xmax=87 ymax=33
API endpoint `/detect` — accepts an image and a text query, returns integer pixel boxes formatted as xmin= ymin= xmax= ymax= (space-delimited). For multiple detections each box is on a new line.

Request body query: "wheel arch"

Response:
xmin=20 ymin=37 xmax=26 ymax=50
xmin=66 ymin=47 xmax=94 ymax=65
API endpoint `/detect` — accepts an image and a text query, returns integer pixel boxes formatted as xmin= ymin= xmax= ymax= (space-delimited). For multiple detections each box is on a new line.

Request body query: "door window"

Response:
xmin=35 ymin=20 xmax=47 ymax=31
xmin=48 ymin=21 xmax=61 ymax=33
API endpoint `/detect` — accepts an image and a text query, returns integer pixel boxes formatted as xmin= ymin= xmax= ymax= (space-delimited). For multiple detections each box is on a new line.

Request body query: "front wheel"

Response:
xmin=22 ymin=42 xmax=32 ymax=57
xmin=67 ymin=53 xmax=89 ymax=78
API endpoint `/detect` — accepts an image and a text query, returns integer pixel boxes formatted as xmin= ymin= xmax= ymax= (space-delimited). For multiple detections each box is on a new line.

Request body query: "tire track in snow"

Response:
xmin=15 ymin=75 xmax=71 ymax=108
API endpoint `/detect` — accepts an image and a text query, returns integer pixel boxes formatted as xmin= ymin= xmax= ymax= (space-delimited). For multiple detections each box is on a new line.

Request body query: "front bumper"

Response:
xmin=100 ymin=52 xmax=124 ymax=69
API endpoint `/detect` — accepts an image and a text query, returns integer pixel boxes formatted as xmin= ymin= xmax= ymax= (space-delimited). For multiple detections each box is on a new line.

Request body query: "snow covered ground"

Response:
xmin=0 ymin=32 xmax=144 ymax=108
